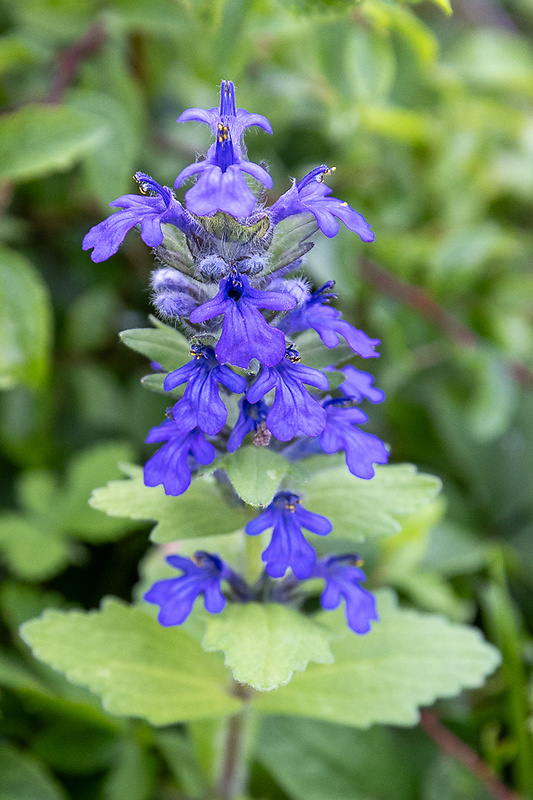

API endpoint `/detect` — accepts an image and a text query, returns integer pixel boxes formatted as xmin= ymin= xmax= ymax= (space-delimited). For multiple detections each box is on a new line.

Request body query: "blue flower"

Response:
xmin=271 ymin=165 xmax=374 ymax=241
xmin=337 ymin=364 xmax=385 ymax=404
xmin=283 ymin=282 xmax=380 ymax=359
xmin=320 ymin=400 xmax=389 ymax=479
xmin=82 ymin=173 xmax=195 ymax=263
xmin=312 ymin=555 xmax=378 ymax=634
xmin=144 ymin=551 xmax=231 ymax=625
xmin=189 ymin=269 xmax=296 ymax=369
xmin=228 ymin=398 xmax=270 ymax=452
xmin=245 ymin=492 xmax=332 ymax=579
xmin=144 ymin=419 xmax=216 ymax=496
xmin=165 ymin=345 xmax=247 ymax=435
xmin=246 ymin=346 xmax=329 ymax=441
xmin=175 ymin=80 xmax=273 ymax=218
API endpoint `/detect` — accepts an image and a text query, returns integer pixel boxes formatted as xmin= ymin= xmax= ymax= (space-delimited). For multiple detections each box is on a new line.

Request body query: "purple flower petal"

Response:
xmin=144 ymin=551 xmax=230 ymax=625
xmin=319 ymin=401 xmax=389 ymax=479
xmin=312 ymin=555 xmax=378 ymax=634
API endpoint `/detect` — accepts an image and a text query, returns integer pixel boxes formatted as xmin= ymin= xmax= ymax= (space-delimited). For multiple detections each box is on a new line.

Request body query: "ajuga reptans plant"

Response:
xmin=83 ymin=81 xmax=388 ymax=635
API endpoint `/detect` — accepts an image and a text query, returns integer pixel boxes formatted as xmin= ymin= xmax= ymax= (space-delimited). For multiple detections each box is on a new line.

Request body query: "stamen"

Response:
xmin=134 ymin=175 xmax=152 ymax=195
xmin=285 ymin=344 xmax=301 ymax=363
xmin=217 ymin=123 xmax=229 ymax=143
xmin=317 ymin=166 xmax=336 ymax=183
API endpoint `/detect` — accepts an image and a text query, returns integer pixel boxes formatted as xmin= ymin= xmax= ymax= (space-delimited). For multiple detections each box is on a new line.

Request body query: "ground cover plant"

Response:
xmin=0 ymin=1 xmax=533 ymax=799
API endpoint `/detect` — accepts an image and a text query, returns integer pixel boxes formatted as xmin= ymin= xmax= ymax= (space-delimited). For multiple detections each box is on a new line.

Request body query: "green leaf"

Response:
xmin=90 ymin=465 xmax=251 ymax=542
xmin=0 ymin=744 xmax=67 ymax=800
xmin=0 ymin=515 xmax=70 ymax=580
xmin=462 ymin=347 xmax=517 ymax=443
xmin=56 ymin=442 xmax=137 ymax=541
xmin=221 ymin=447 xmax=291 ymax=507
xmin=294 ymin=329 xmax=351 ymax=370
xmin=344 ymin=27 xmax=395 ymax=102
xmin=157 ymin=225 xmax=196 ymax=275
xmin=450 ymin=29 xmax=533 ymax=96
xmin=32 ymin=723 xmax=118 ymax=775
xmin=424 ymin=755 xmax=495 ymax=800
xmin=119 ymin=317 xmax=190 ymax=372
xmin=258 ymin=717 xmax=426 ymax=800
xmin=64 ymin=285 xmax=118 ymax=352
xmin=67 ymin=90 xmax=140 ymax=208
xmin=0 ymin=246 xmax=52 ymax=390
xmin=302 ymin=463 xmax=442 ymax=541
xmin=202 ymin=604 xmax=334 ymax=691
xmin=0 ymin=104 xmax=106 ymax=183
xmin=20 ymin=599 xmax=241 ymax=725
xmin=101 ymin=738 xmax=156 ymax=800
xmin=264 ymin=212 xmax=317 ymax=275
xmin=253 ymin=591 xmax=501 ymax=727
xmin=409 ymin=0 xmax=452 ymax=15
xmin=0 ymin=650 xmax=47 ymax=693
xmin=155 ymin=730 xmax=209 ymax=797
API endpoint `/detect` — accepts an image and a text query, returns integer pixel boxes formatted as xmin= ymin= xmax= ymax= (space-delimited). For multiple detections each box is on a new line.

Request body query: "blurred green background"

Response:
xmin=0 ymin=0 xmax=532 ymax=798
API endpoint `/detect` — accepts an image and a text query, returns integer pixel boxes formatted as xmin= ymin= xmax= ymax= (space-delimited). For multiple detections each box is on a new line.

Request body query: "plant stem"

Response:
xmin=245 ymin=529 xmax=265 ymax=586
xmin=216 ymin=683 xmax=256 ymax=800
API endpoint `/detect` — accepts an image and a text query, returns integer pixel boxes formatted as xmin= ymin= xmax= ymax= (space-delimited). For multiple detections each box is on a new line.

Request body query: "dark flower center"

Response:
xmin=226 ymin=274 xmax=244 ymax=301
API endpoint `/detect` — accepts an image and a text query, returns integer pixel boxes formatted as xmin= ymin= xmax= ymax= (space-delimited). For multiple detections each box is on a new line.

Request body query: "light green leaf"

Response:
xmin=0 ymin=744 xmax=67 ymax=800
xmin=0 ymin=515 xmax=70 ymax=581
xmin=0 ymin=247 xmax=52 ymax=390
xmin=221 ymin=447 xmax=291 ymax=507
xmin=21 ymin=599 xmax=241 ymax=725
xmin=90 ymin=465 xmax=251 ymax=542
xmin=0 ymin=104 xmax=106 ymax=183
xmin=302 ymin=463 xmax=442 ymax=541
xmin=202 ymin=603 xmax=334 ymax=691
xmin=119 ymin=317 xmax=190 ymax=372
xmin=253 ymin=591 xmax=500 ymax=727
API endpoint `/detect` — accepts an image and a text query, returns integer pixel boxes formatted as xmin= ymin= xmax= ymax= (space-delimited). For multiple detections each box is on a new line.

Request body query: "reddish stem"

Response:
xmin=420 ymin=710 xmax=523 ymax=800
xmin=46 ymin=21 xmax=106 ymax=104
xmin=360 ymin=258 xmax=533 ymax=389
